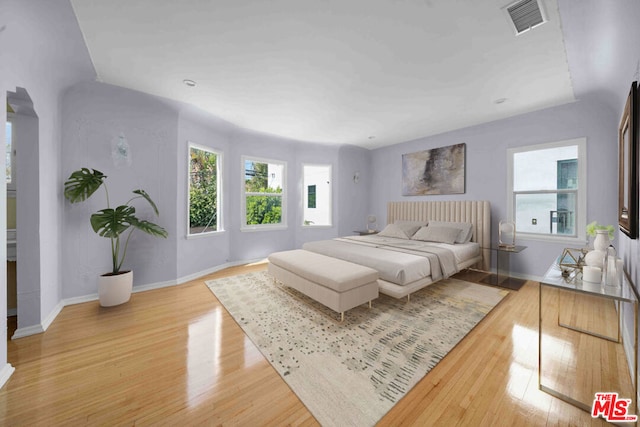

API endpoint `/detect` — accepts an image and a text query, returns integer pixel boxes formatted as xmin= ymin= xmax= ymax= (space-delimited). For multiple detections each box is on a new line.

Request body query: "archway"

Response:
xmin=6 ymin=88 xmax=40 ymax=338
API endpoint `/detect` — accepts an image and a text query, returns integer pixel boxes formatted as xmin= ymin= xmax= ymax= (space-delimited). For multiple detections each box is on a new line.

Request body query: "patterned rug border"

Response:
xmin=206 ymin=271 xmax=508 ymax=426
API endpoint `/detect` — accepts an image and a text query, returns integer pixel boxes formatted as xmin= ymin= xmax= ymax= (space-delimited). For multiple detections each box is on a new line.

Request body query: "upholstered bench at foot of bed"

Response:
xmin=267 ymin=249 xmax=379 ymax=321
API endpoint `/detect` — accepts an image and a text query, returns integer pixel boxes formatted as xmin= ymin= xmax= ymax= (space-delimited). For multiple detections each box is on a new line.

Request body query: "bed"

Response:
xmin=302 ymin=200 xmax=491 ymax=299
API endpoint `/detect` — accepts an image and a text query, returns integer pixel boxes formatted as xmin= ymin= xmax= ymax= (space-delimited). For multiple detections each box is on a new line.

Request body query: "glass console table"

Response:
xmin=480 ymin=245 xmax=527 ymax=289
xmin=539 ymin=263 xmax=638 ymax=420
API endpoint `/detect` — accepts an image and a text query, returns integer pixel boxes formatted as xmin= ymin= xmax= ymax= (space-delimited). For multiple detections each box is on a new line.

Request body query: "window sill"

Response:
xmin=241 ymin=225 xmax=288 ymax=232
xmin=187 ymin=230 xmax=225 ymax=239
xmin=301 ymin=225 xmax=333 ymax=229
xmin=516 ymin=233 xmax=587 ymax=246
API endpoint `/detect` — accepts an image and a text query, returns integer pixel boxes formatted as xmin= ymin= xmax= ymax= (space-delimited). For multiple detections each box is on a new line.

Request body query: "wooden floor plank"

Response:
xmin=0 ymin=264 xmax=632 ymax=425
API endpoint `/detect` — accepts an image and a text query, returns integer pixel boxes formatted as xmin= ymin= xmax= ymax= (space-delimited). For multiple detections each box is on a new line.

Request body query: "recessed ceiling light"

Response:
xmin=183 ymin=79 xmax=197 ymax=87
xmin=494 ymin=98 xmax=508 ymax=104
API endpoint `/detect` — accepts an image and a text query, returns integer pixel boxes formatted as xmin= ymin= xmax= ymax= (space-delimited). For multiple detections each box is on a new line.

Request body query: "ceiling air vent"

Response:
xmin=505 ymin=0 xmax=547 ymax=35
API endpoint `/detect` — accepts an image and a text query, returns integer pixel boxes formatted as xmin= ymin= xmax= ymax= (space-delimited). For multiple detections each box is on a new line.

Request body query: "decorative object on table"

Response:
xmin=498 ymin=220 xmax=516 ymax=249
xmin=558 ymin=247 xmax=586 ymax=277
xmin=63 ymin=168 xmax=168 ymax=307
xmin=617 ymin=258 xmax=624 ymax=286
xmin=366 ymin=214 xmax=377 ymax=232
xmin=618 ymin=81 xmax=638 ymax=239
xmin=401 ymin=143 xmax=466 ymax=195
xmin=584 ymin=221 xmax=614 ymax=267
xmin=582 ymin=265 xmax=602 ymax=283
xmin=603 ymin=246 xmax=621 ymax=287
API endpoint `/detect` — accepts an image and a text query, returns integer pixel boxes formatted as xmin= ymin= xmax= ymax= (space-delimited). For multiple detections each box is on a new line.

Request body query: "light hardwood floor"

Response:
xmin=0 ymin=263 xmax=633 ymax=426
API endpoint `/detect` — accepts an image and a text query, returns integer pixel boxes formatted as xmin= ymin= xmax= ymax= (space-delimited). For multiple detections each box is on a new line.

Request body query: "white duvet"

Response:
xmin=302 ymin=235 xmax=479 ymax=286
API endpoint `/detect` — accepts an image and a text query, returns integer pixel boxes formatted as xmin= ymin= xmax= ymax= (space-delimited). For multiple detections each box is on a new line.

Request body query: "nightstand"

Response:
xmin=480 ymin=244 xmax=527 ymax=290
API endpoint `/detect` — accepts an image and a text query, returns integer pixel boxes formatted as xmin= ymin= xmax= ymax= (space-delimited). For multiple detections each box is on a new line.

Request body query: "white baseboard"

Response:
xmin=12 ymin=300 xmax=63 ymax=340
xmin=176 ymin=258 xmax=266 ymax=285
xmin=0 ymin=363 xmax=15 ymax=389
xmin=10 ymin=258 xmax=267 ymax=339
xmin=12 ymin=324 xmax=44 ymax=339
xmin=42 ymin=300 xmax=65 ymax=332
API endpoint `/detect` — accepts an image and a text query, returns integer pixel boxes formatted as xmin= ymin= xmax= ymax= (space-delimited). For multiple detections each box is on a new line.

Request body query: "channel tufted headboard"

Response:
xmin=387 ymin=200 xmax=491 ymax=271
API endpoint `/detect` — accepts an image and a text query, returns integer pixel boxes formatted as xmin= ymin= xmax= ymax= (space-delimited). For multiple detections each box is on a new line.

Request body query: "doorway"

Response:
xmin=6 ymin=88 xmax=39 ymax=339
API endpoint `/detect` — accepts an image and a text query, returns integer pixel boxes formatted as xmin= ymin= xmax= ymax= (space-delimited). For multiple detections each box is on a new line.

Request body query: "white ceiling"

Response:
xmin=70 ymin=0 xmax=575 ymax=149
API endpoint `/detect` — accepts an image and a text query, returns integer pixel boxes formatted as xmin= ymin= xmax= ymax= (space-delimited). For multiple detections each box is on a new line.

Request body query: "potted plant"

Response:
xmin=63 ymin=168 xmax=168 ymax=307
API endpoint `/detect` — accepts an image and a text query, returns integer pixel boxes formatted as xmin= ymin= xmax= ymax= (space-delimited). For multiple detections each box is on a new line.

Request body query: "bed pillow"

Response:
xmin=377 ymin=223 xmax=413 ymax=239
xmin=393 ymin=220 xmax=426 ymax=238
xmin=411 ymin=225 xmax=460 ymax=244
xmin=427 ymin=220 xmax=473 ymax=243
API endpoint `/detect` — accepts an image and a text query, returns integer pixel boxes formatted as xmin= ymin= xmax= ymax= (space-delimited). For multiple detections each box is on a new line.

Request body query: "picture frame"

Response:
xmin=401 ymin=143 xmax=466 ymax=196
xmin=618 ymin=81 xmax=638 ymax=239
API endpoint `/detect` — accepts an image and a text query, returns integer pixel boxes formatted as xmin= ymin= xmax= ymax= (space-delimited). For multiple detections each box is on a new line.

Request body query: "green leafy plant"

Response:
xmin=586 ymin=221 xmax=615 ymax=240
xmin=64 ymin=168 xmax=168 ymax=274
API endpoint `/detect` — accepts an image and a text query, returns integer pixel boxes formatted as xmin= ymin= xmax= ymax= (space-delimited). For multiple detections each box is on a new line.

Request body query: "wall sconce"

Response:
xmin=353 ymin=171 xmax=360 ymax=184
xmin=111 ymin=132 xmax=132 ymax=167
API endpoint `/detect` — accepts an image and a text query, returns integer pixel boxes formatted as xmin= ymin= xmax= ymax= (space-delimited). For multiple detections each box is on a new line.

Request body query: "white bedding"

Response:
xmin=342 ymin=235 xmax=480 ymax=265
xmin=302 ymin=235 xmax=480 ymax=287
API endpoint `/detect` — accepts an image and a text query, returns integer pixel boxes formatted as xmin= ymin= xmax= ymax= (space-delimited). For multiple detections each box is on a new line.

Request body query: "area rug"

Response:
xmin=206 ymin=272 xmax=508 ymax=426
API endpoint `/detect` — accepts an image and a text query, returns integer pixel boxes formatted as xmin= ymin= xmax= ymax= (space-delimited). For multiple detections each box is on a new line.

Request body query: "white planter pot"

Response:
xmin=98 ymin=270 xmax=133 ymax=307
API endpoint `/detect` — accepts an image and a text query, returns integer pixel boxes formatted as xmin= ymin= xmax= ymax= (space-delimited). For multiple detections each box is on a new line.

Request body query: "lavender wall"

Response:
xmin=337 ymin=145 xmax=372 ymax=236
xmin=61 ymin=82 xmax=179 ymax=296
xmin=370 ymin=98 xmax=618 ymax=279
xmin=560 ymin=0 xmax=640 ymax=291
xmin=59 ymin=81 xmax=368 ymax=293
xmin=0 ymin=0 xmax=95 ymax=366
xmin=226 ymin=130 xmax=351 ymax=262
xmin=560 ymin=0 xmax=640 ymax=389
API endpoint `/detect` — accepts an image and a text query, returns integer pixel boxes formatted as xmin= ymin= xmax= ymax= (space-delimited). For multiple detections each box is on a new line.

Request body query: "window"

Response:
xmin=507 ymin=138 xmax=586 ymax=241
xmin=6 ymin=116 xmax=15 ymax=191
xmin=188 ymin=144 xmax=222 ymax=235
xmin=303 ymin=164 xmax=332 ymax=226
xmin=307 ymin=185 xmax=316 ymax=208
xmin=242 ymin=156 xmax=286 ymax=230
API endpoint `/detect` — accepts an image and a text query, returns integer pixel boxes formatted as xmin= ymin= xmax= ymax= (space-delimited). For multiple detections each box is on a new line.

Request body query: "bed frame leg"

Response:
xmin=368 ymin=300 xmax=372 ymax=309
xmin=407 ymin=294 xmax=411 ymax=303
xmin=340 ymin=312 xmax=344 ymax=322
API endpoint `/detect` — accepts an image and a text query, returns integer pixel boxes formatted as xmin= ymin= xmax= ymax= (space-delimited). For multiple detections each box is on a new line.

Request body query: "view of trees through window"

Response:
xmin=244 ymin=159 xmax=283 ymax=226
xmin=189 ymin=145 xmax=219 ymax=234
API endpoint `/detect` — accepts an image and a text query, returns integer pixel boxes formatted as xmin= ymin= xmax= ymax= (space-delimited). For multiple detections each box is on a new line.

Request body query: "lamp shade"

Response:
xmin=499 ymin=220 xmax=516 ymax=248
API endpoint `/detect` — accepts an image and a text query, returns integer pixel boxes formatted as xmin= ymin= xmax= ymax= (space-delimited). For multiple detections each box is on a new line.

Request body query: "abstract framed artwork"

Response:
xmin=618 ymin=81 xmax=638 ymax=239
xmin=402 ymin=143 xmax=466 ymax=196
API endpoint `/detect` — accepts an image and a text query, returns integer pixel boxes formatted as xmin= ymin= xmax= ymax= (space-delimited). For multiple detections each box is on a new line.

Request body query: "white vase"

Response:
xmin=98 ymin=270 xmax=133 ymax=307
xmin=584 ymin=230 xmax=611 ymax=268
xmin=593 ymin=229 xmax=611 ymax=252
